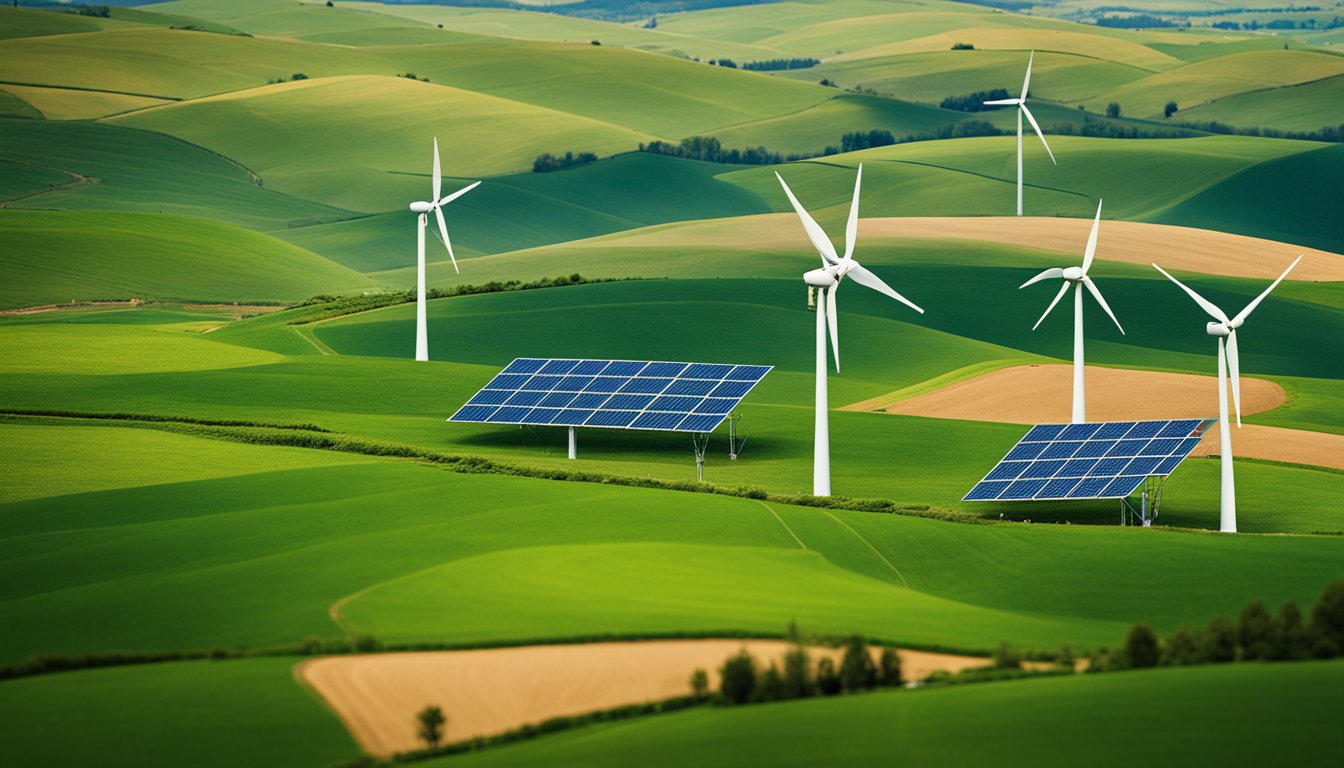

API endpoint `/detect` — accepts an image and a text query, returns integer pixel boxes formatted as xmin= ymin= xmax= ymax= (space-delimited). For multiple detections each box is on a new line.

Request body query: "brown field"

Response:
xmin=854 ymin=363 xmax=1343 ymax=470
xmin=299 ymin=640 xmax=1002 ymax=757
xmin=585 ymin=215 xmax=1343 ymax=281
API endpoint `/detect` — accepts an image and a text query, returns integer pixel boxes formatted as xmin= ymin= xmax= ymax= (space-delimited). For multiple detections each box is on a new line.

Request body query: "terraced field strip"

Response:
xmin=300 ymin=641 xmax=1003 ymax=756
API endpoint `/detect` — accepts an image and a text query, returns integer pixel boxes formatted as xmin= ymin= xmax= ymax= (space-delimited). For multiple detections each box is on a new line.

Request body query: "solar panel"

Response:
xmin=963 ymin=418 xmax=1216 ymax=502
xmin=449 ymin=358 xmax=773 ymax=433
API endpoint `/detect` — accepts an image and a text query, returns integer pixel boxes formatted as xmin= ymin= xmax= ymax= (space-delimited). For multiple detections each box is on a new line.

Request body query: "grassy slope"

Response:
xmin=109 ymin=75 xmax=653 ymax=211
xmin=0 ymin=210 xmax=377 ymax=308
xmin=0 ymin=6 xmax=138 ymax=39
xmin=0 ymin=84 xmax=170 ymax=120
xmin=436 ymin=662 xmax=1344 ymax=768
xmin=0 ymin=657 xmax=359 ymax=768
xmin=1176 ymin=73 xmax=1344 ymax=132
xmin=0 ymin=119 xmax=353 ymax=230
xmin=710 ymin=94 xmax=967 ymax=155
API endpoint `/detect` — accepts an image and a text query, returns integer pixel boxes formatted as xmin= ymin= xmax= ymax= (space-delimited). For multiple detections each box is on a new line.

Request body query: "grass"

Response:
xmin=0 ymin=657 xmax=360 ymax=768
xmin=1176 ymin=73 xmax=1344 ymax=133
xmin=0 ymin=210 xmax=377 ymax=309
xmin=0 ymin=83 xmax=171 ymax=120
xmin=432 ymin=661 xmax=1344 ymax=768
xmin=0 ymin=118 xmax=353 ymax=231
xmin=710 ymin=94 xmax=966 ymax=156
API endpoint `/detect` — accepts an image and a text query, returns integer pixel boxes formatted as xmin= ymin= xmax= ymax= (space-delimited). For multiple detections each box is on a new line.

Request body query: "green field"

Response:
xmin=3 ymin=2 xmax=1342 ymax=766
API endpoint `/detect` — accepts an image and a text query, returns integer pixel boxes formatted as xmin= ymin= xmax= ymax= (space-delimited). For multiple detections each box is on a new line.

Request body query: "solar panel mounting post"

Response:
xmin=692 ymin=433 xmax=710 ymax=482
xmin=568 ymin=426 xmax=577 ymax=460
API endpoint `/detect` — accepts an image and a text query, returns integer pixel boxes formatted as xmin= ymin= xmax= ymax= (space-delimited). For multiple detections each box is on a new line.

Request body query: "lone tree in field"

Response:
xmin=416 ymin=705 xmax=446 ymax=749
xmin=1164 ymin=100 xmax=1179 ymax=118
xmin=1124 ymin=622 xmax=1161 ymax=668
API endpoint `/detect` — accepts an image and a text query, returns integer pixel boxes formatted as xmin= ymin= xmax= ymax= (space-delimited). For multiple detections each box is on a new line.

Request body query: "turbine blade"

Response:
xmin=1020 ymin=104 xmax=1056 ymax=165
xmin=1151 ymin=263 xmax=1229 ymax=323
xmin=432 ymin=138 xmax=442 ymax=201
xmin=1020 ymin=267 xmax=1064 ymax=289
xmin=1083 ymin=276 xmax=1124 ymax=335
xmin=1022 ymin=50 xmax=1034 ymax=99
xmin=1033 ymin=281 xmax=1070 ymax=330
xmin=842 ymin=164 xmax=862 ymax=262
xmin=437 ymin=180 xmax=481 ymax=207
xmin=1227 ymin=329 xmax=1242 ymax=427
xmin=827 ymin=286 xmax=840 ymax=371
xmin=983 ymin=98 xmax=1021 ymax=106
xmin=1081 ymin=199 xmax=1103 ymax=274
xmin=434 ymin=205 xmax=457 ymax=273
xmin=847 ymin=262 xmax=924 ymax=314
xmin=1231 ymin=254 xmax=1301 ymax=327
xmin=775 ymin=172 xmax=839 ymax=265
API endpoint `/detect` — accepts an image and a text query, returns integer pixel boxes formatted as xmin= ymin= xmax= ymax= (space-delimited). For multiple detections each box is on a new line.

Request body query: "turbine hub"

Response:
xmin=804 ymin=268 xmax=838 ymax=288
xmin=409 ymin=201 xmax=433 ymax=213
xmin=1062 ymin=266 xmax=1084 ymax=282
xmin=1206 ymin=322 xmax=1232 ymax=337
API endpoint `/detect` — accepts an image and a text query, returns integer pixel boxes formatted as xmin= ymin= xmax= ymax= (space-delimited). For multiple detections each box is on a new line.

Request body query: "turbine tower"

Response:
xmin=984 ymin=51 xmax=1056 ymax=216
xmin=776 ymin=165 xmax=924 ymax=497
xmin=1019 ymin=200 xmax=1125 ymax=423
xmin=1152 ymin=255 xmax=1301 ymax=533
xmin=408 ymin=138 xmax=480 ymax=361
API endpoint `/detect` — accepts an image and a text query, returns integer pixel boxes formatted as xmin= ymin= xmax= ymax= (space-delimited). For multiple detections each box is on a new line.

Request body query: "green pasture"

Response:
xmin=711 ymin=94 xmax=966 ymax=155
xmin=0 ymin=119 xmax=353 ymax=231
xmin=1176 ymin=73 xmax=1344 ymax=132
xmin=0 ymin=6 xmax=138 ymax=39
xmin=2 ymin=418 xmax=1340 ymax=665
xmin=0 ymin=210 xmax=375 ymax=309
xmin=0 ymin=84 xmax=171 ymax=120
xmin=437 ymin=662 xmax=1344 ymax=768
xmin=0 ymin=657 xmax=359 ymax=768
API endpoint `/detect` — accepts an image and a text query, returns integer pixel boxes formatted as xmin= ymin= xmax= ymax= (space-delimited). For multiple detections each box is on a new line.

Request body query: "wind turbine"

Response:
xmin=776 ymin=164 xmax=924 ymax=497
xmin=1019 ymin=200 xmax=1125 ymax=423
xmin=1152 ymin=255 xmax=1301 ymax=533
xmin=408 ymin=138 xmax=480 ymax=361
xmin=984 ymin=51 xmax=1056 ymax=216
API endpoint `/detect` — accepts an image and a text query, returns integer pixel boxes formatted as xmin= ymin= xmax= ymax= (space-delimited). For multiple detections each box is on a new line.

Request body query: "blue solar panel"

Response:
xmin=450 ymin=358 xmax=772 ymax=434
xmin=964 ymin=418 xmax=1216 ymax=502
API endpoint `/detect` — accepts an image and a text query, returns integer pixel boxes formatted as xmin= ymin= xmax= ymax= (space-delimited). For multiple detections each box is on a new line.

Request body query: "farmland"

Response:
xmin=1 ymin=0 xmax=1341 ymax=766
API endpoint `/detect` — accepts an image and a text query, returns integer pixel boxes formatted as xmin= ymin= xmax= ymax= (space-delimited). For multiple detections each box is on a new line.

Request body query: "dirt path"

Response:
xmin=854 ymin=363 xmax=1343 ymax=470
xmin=299 ymin=640 xmax=1002 ymax=757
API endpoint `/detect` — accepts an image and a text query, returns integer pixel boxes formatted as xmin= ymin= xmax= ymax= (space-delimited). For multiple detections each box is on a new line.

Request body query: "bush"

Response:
xmin=1106 ymin=102 xmax=1122 ymax=118
xmin=1310 ymin=579 xmax=1344 ymax=657
xmin=1164 ymin=100 xmax=1178 ymax=118
xmin=878 ymin=647 xmax=903 ymax=687
xmin=839 ymin=635 xmax=877 ymax=692
xmin=1124 ymin=622 xmax=1161 ymax=668
xmin=1237 ymin=600 xmax=1276 ymax=661
xmin=417 ymin=706 xmax=446 ymax=748
xmin=719 ymin=649 xmax=757 ymax=704
xmin=292 ymin=73 xmax=309 ymax=81
xmin=689 ymin=668 xmax=709 ymax=699
xmin=1056 ymin=644 xmax=1075 ymax=670
xmin=951 ymin=42 xmax=975 ymax=50
xmin=1274 ymin=602 xmax=1309 ymax=661
xmin=815 ymin=656 xmax=842 ymax=695
xmin=532 ymin=151 xmax=598 ymax=173
xmin=1204 ymin=616 xmax=1237 ymax=663
xmin=992 ymin=641 xmax=1022 ymax=670
xmin=1162 ymin=624 xmax=1205 ymax=666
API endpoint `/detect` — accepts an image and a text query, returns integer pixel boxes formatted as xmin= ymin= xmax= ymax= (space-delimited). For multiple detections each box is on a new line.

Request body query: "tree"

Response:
xmin=1237 ymin=600 xmax=1276 ymax=661
xmin=992 ymin=640 xmax=1022 ymax=670
xmin=1204 ymin=616 xmax=1237 ymax=663
xmin=782 ymin=644 xmax=813 ymax=698
xmin=1162 ymin=624 xmax=1205 ymax=666
xmin=756 ymin=662 xmax=788 ymax=702
xmin=719 ymin=649 xmax=757 ymax=704
xmin=1164 ymin=100 xmax=1178 ymax=118
xmin=1124 ymin=622 xmax=1161 ymax=668
xmin=1273 ymin=602 xmax=1309 ymax=661
xmin=815 ymin=656 xmax=842 ymax=695
xmin=689 ymin=668 xmax=709 ymax=699
xmin=1056 ymin=643 xmax=1075 ymax=670
xmin=1309 ymin=579 xmax=1344 ymax=658
xmin=1106 ymin=102 xmax=1122 ymax=118
xmin=416 ymin=706 xmax=446 ymax=749
xmin=878 ymin=648 xmax=903 ymax=687
xmin=839 ymin=635 xmax=876 ymax=692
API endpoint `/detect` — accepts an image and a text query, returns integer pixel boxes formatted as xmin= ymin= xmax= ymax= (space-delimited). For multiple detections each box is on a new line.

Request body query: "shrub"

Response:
xmin=951 ymin=42 xmax=975 ymax=50
xmin=992 ymin=640 xmax=1022 ymax=670
xmin=1273 ymin=602 xmax=1309 ymax=661
xmin=815 ymin=656 xmax=842 ymax=695
xmin=689 ymin=668 xmax=709 ymax=699
xmin=532 ymin=151 xmax=598 ymax=173
xmin=352 ymin=634 xmax=382 ymax=653
xmin=878 ymin=647 xmax=903 ymax=687
xmin=292 ymin=73 xmax=309 ymax=81
xmin=1204 ymin=616 xmax=1237 ymax=663
xmin=1237 ymin=600 xmax=1276 ymax=661
xmin=1162 ymin=624 xmax=1205 ymax=666
xmin=1056 ymin=643 xmax=1075 ymax=670
xmin=1164 ymin=100 xmax=1178 ymax=118
xmin=1310 ymin=579 xmax=1344 ymax=657
xmin=839 ymin=635 xmax=876 ymax=692
xmin=1106 ymin=102 xmax=1122 ymax=118
xmin=417 ymin=706 xmax=446 ymax=748
xmin=719 ymin=649 xmax=757 ymax=704
xmin=1123 ymin=622 xmax=1161 ymax=668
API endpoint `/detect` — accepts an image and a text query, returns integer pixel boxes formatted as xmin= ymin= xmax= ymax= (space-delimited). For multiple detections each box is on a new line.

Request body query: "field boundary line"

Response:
xmin=819 ymin=509 xmax=909 ymax=588
xmin=291 ymin=324 xmax=338 ymax=355
xmin=757 ymin=500 xmax=807 ymax=550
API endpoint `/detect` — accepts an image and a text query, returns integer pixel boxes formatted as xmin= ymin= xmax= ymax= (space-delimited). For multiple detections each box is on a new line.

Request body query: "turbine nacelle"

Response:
xmin=804 ymin=267 xmax=838 ymax=288
xmin=1062 ymin=266 xmax=1084 ymax=282
xmin=1206 ymin=322 xmax=1232 ymax=337
xmin=409 ymin=201 xmax=434 ymax=214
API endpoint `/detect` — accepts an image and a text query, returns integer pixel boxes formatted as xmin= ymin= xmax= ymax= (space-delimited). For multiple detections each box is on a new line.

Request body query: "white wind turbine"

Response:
xmin=776 ymin=164 xmax=925 ymax=497
xmin=408 ymin=138 xmax=480 ymax=361
xmin=1153 ymin=255 xmax=1301 ymax=533
xmin=984 ymin=51 xmax=1056 ymax=216
xmin=1019 ymin=199 xmax=1125 ymax=423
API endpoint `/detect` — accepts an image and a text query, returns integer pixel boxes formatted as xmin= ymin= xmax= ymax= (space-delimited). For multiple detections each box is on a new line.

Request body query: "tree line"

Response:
xmin=741 ymin=58 xmax=821 ymax=71
xmin=532 ymin=151 xmax=598 ymax=173
xmin=940 ymin=88 xmax=1011 ymax=112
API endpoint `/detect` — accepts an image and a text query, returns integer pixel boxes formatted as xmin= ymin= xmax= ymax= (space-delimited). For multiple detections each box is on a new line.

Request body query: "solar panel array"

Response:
xmin=963 ymin=418 xmax=1216 ymax=502
xmin=449 ymin=358 xmax=772 ymax=433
